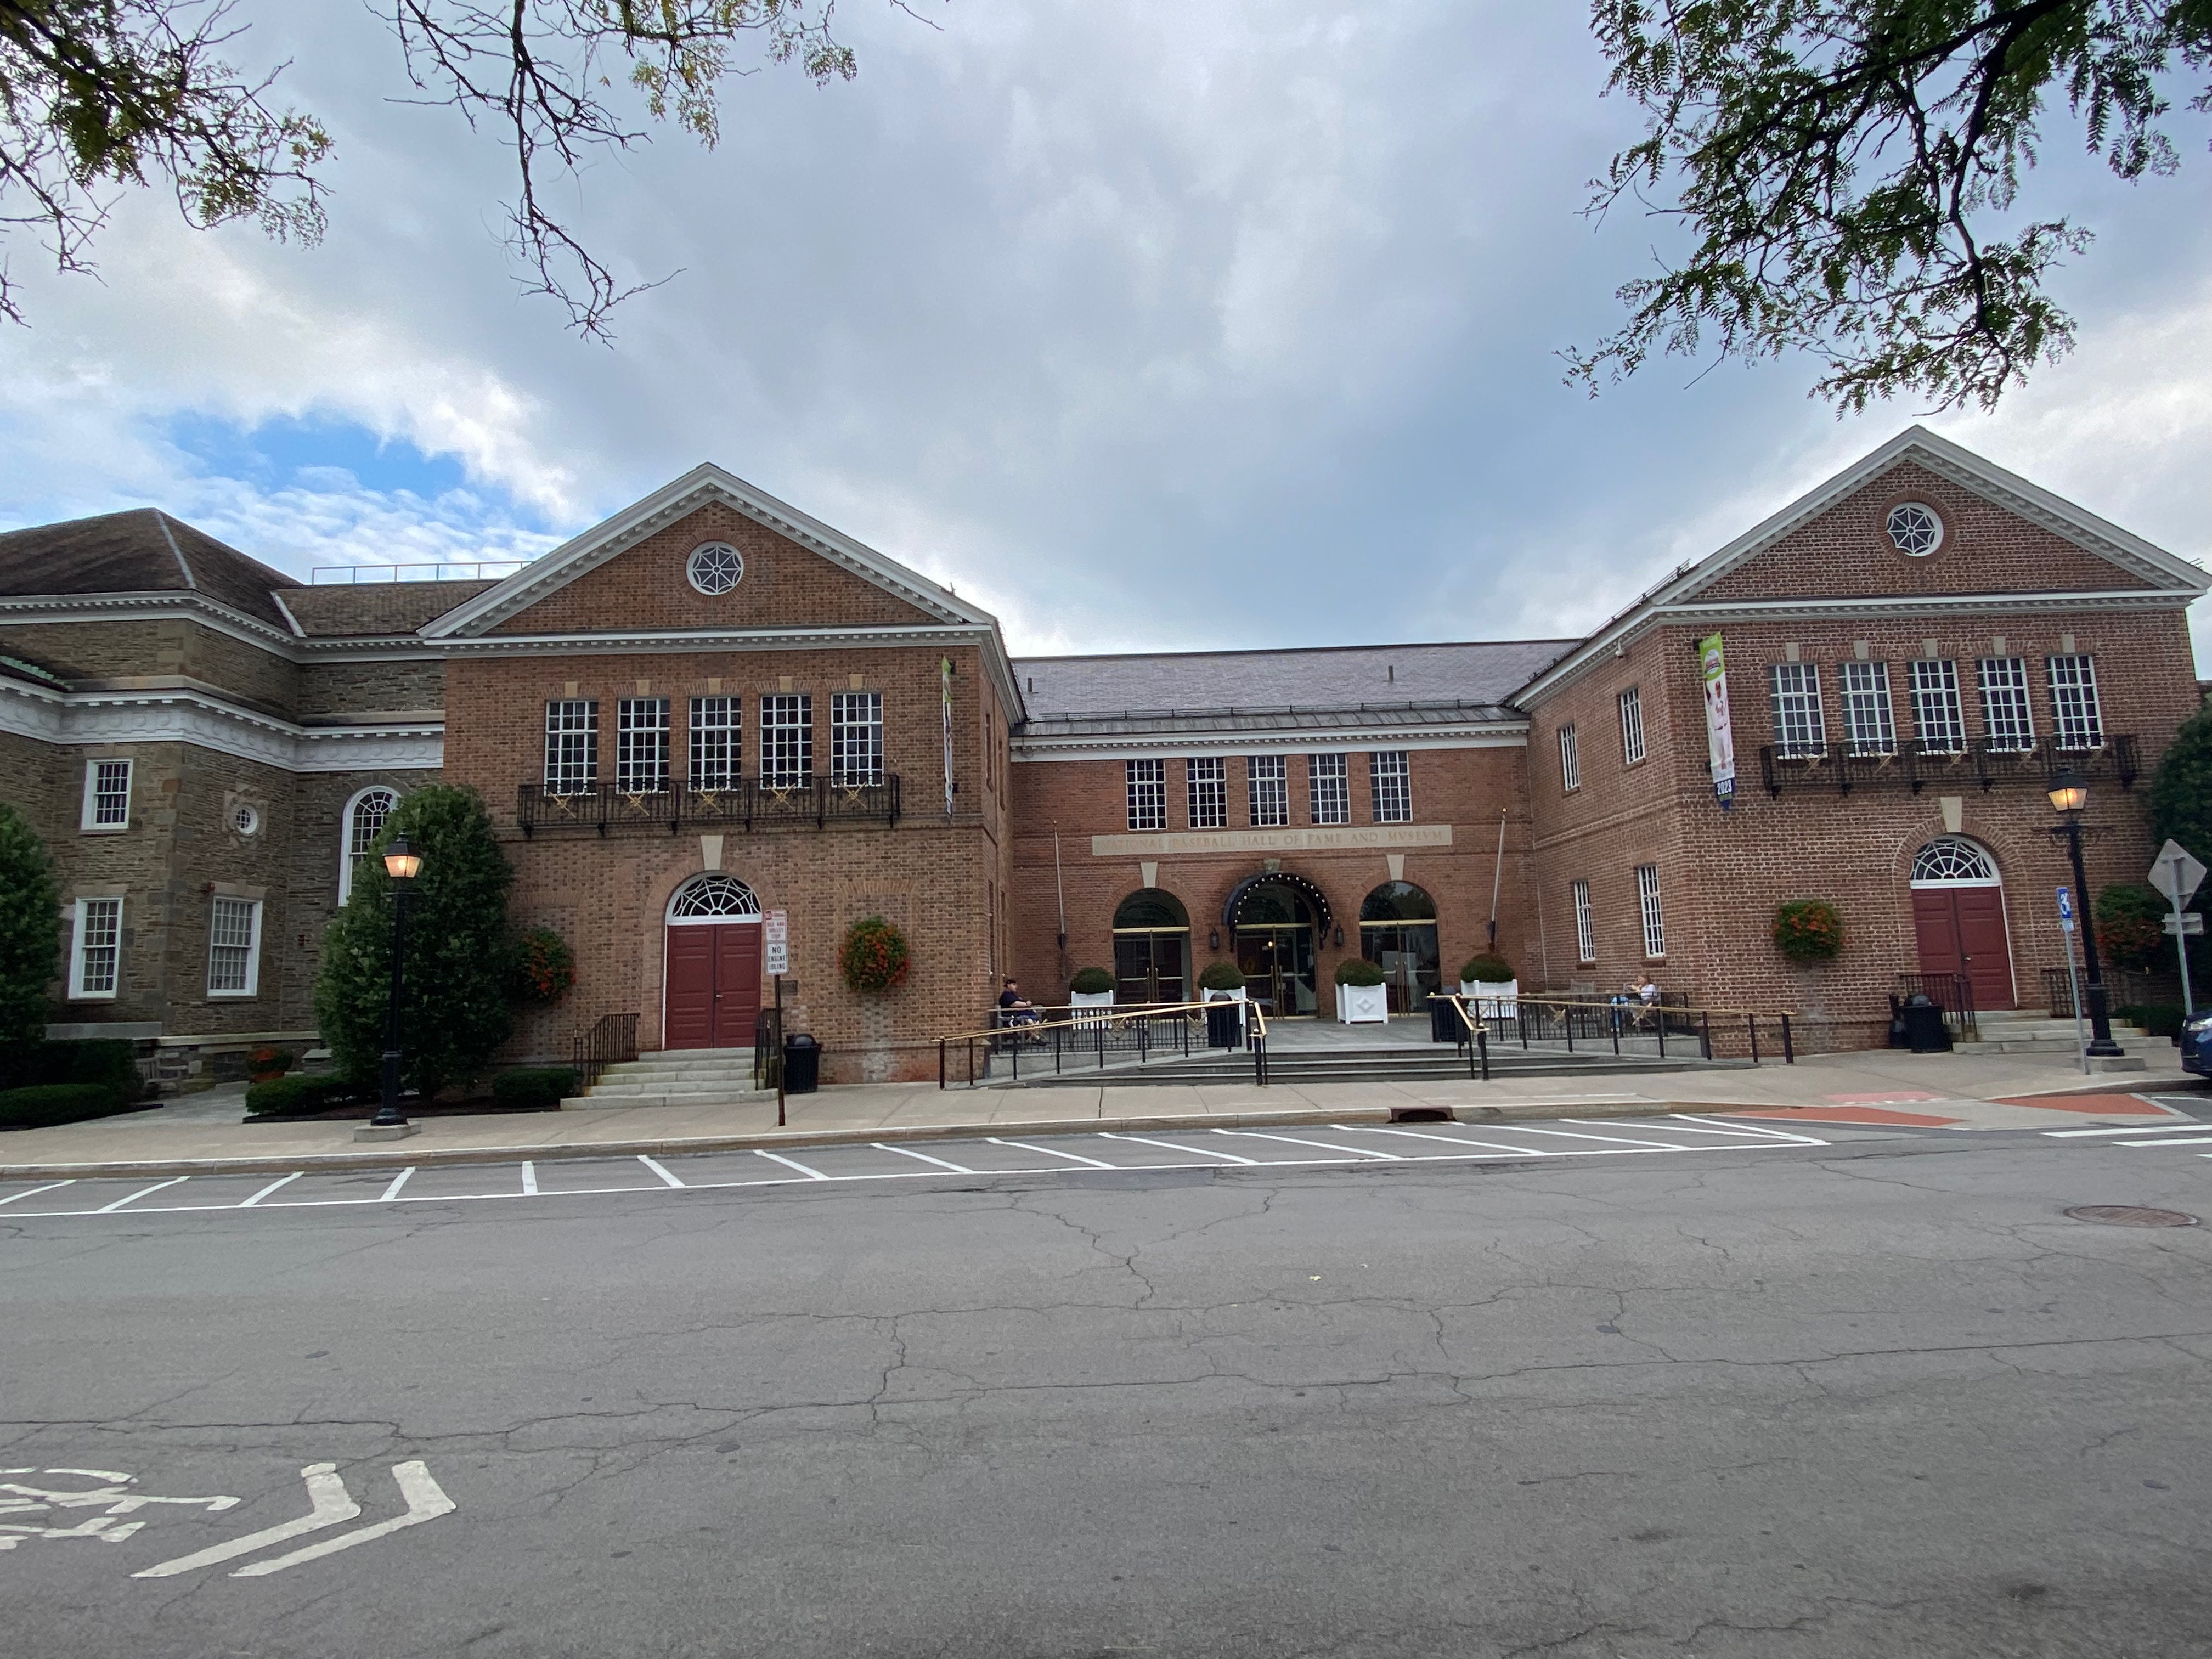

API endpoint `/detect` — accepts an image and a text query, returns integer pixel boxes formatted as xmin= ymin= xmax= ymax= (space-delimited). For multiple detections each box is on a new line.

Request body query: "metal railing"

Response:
xmin=1451 ymin=993 xmax=1794 ymax=1063
xmin=1894 ymin=973 xmax=1978 ymax=1043
xmin=939 ymin=1000 xmax=1216 ymax=1087
xmin=1759 ymin=735 xmax=2138 ymax=799
xmin=519 ymin=776 xmax=901 ymax=838
xmin=571 ymin=1012 xmax=639 ymax=1091
xmin=310 ymin=560 xmax=527 ymax=584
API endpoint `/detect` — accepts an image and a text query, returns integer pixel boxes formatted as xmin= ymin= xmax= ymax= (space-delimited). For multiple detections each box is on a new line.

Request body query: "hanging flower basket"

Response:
xmin=1773 ymin=899 xmax=1844 ymax=964
xmin=510 ymin=927 xmax=576 ymax=1005
xmin=840 ymin=916 xmax=910 ymax=992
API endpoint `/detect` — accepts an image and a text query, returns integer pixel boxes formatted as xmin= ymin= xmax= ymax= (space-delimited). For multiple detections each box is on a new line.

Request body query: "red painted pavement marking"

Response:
xmin=1991 ymin=1093 xmax=2183 ymax=1116
xmin=1822 ymin=1090 xmax=1943 ymax=1103
xmin=1727 ymin=1106 xmax=1966 ymax=1127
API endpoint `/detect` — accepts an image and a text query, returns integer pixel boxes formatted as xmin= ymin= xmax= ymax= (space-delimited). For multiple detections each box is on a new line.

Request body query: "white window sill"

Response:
xmin=78 ymin=824 xmax=130 ymax=836
xmin=67 ymin=993 xmax=120 ymax=1003
xmin=207 ymin=991 xmax=260 ymax=1001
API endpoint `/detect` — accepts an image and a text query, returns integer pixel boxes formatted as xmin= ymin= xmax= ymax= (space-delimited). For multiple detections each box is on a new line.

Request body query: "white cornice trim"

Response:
xmin=0 ymin=679 xmax=442 ymax=772
xmin=1654 ymin=589 xmax=2202 ymax=624
xmin=0 ymin=594 xmax=444 ymax=663
xmin=1013 ymin=726 xmax=1527 ymax=763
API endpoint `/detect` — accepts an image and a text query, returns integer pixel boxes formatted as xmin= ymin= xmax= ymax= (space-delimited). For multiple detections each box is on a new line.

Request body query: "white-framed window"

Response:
xmin=1370 ymin=751 xmax=1412 ymax=823
xmin=1617 ymin=687 xmax=1646 ymax=765
xmin=1839 ymin=661 xmax=1896 ymax=755
xmin=1186 ymin=757 xmax=1226 ymax=828
xmin=1126 ymin=759 xmax=1166 ymax=831
xmin=2048 ymin=656 xmax=2104 ymax=751
xmin=687 ymin=696 xmax=740 ymax=790
xmin=81 ymin=758 xmax=132 ymax=832
xmin=1249 ymin=755 xmax=1288 ymax=827
xmin=1572 ymin=879 xmax=1594 ymax=964
xmin=69 ymin=897 xmax=122 ymax=1000
xmin=1768 ymin=663 xmax=1826 ymax=757
xmin=1978 ymin=657 xmax=2035 ymax=751
xmin=832 ymin=691 xmax=885 ymax=787
xmin=545 ymin=699 xmax=599 ymax=795
xmin=1909 ymin=659 xmax=1966 ymax=752
xmin=760 ymin=693 xmax=812 ymax=788
xmin=1558 ymin=724 xmax=1579 ymax=792
xmin=616 ymin=697 xmax=670 ymax=794
xmin=337 ymin=786 xmax=399 ymax=906
xmin=206 ymin=896 xmax=262 ymax=997
xmin=1635 ymin=864 xmax=1665 ymax=959
xmin=1309 ymin=754 xmax=1348 ymax=825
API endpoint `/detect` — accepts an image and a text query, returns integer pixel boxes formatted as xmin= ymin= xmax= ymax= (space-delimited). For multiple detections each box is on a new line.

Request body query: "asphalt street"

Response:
xmin=2 ymin=1118 xmax=2208 ymax=1658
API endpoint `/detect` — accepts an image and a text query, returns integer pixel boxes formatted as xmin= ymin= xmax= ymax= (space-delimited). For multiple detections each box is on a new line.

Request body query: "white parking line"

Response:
xmin=2044 ymin=1122 xmax=2212 ymax=1138
xmin=1697 ymin=1115 xmax=1846 ymax=1142
xmin=518 ymin=1161 xmax=538 ymax=1195
xmin=1336 ymin=1124 xmax=1565 ymax=1156
xmin=755 ymin=1150 xmax=830 ymax=1178
xmin=1502 ymin=1125 xmax=1704 ymax=1150
xmin=95 ymin=1177 xmax=189 ymax=1212
xmin=1102 ymin=1133 xmax=1258 ymax=1165
xmin=1572 ymin=1116 xmax=1830 ymax=1145
xmin=988 ymin=1137 xmax=1118 ymax=1169
xmin=636 ymin=1155 xmax=684 ymax=1188
xmin=378 ymin=1167 xmax=415 ymax=1202
xmin=2115 ymin=1135 xmax=2212 ymax=1148
xmin=0 ymin=1180 xmax=75 ymax=1207
xmin=240 ymin=1173 xmax=303 ymax=1207
xmin=1217 ymin=1129 xmax=1401 ymax=1160
xmin=873 ymin=1143 xmax=976 ymax=1173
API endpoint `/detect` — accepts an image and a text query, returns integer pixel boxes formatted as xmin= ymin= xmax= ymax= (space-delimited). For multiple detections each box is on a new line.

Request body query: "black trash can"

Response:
xmin=1900 ymin=993 xmax=1951 ymax=1054
xmin=1205 ymin=998 xmax=1243 ymax=1049
xmin=1428 ymin=995 xmax=1462 ymax=1043
xmin=781 ymin=1031 xmax=821 ymax=1093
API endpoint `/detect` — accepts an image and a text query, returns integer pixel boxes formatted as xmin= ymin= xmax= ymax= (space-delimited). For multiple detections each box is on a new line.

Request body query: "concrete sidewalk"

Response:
xmin=2 ymin=1045 xmax=2203 ymax=1181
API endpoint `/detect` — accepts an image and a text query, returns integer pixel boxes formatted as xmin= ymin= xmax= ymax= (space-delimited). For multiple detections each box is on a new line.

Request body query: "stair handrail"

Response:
xmin=572 ymin=1012 xmax=640 ymax=1091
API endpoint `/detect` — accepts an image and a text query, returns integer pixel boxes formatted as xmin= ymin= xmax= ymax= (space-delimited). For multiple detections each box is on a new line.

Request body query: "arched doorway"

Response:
xmin=1226 ymin=874 xmax=1330 ymax=1017
xmin=1113 ymin=889 xmax=1189 ymax=1005
xmin=664 ymin=873 xmax=764 ymax=1049
xmin=1910 ymin=837 xmax=2016 ymax=1010
xmin=1361 ymin=882 xmax=1441 ymax=1013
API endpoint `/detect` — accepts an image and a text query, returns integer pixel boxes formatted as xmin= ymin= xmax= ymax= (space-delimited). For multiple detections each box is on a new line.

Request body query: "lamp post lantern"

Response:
xmin=2047 ymin=771 xmax=2123 ymax=1057
xmin=371 ymin=834 xmax=424 ymax=1128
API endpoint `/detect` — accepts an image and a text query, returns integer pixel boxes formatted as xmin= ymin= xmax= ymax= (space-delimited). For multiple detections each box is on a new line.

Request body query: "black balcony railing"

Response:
xmin=519 ymin=776 xmax=901 ymax=837
xmin=1759 ymin=736 xmax=2136 ymax=799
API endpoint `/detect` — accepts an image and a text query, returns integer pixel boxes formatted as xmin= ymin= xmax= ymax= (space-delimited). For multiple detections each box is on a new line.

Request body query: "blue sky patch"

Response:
xmin=162 ymin=412 xmax=540 ymax=522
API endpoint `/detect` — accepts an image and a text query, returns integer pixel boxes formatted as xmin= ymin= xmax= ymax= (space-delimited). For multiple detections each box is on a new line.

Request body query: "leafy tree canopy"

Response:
xmin=1572 ymin=2 xmax=2212 ymax=413
xmin=2149 ymin=699 xmax=2212 ymax=901
xmin=0 ymin=800 xmax=60 ymax=1049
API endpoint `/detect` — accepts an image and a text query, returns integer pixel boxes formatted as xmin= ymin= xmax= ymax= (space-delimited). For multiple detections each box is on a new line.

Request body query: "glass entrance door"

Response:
xmin=1114 ymin=932 xmax=1188 ymax=1005
xmin=1235 ymin=925 xmax=1318 ymax=1017
xmin=1362 ymin=924 xmax=1440 ymax=1013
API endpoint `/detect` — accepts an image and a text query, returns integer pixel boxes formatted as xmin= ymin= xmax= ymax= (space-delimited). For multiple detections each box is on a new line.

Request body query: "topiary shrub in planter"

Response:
xmin=1334 ymin=957 xmax=1388 ymax=1023
xmin=840 ymin=916 xmax=910 ymax=992
xmin=0 ymin=1084 xmax=139 ymax=1130
xmin=244 ymin=1076 xmax=356 ymax=1116
xmin=509 ymin=927 xmax=577 ymax=1005
xmin=1198 ymin=962 xmax=1247 ymax=992
xmin=1068 ymin=966 xmax=1113 ymax=995
xmin=491 ymin=1066 xmax=580 ymax=1109
xmin=1773 ymin=899 xmax=1844 ymax=963
xmin=1333 ymin=958 xmax=1386 ymax=986
xmin=1459 ymin=955 xmax=1514 ymax=986
xmin=1458 ymin=954 xmax=1518 ymax=1016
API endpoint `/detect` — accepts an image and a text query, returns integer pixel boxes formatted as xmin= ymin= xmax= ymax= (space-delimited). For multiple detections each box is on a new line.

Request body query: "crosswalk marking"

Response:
xmin=2042 ymin=1122 xmax=2210 ymax=1138
xmin=2115 ymin=1134 xmax=2212 ymax=1148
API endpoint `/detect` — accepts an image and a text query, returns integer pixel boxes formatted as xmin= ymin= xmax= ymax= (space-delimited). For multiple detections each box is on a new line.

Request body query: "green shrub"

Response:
xmin=490 ymin=1067 xmax=578 ymax=1109
xmin=1773 ymin=899 xmax=1844 ymax=963
xmin=1333 ymin=958 xmax=1386 ymax=986
xmin=0 ymin=800 xmax=59 ymax=1051
xmin=2096 ymin=884 xmax=2169 ymax=972
xmin=1 ymin=1039 xmax=142 ymax=1105
xmin=1068 ymin=966 xmax=1113 ymax=995
xmin=1198 ymin=962 xmax=1247 ymax=991
xmin=244 ymin=1075 xmax=355 ymax=1116
xmin=1459 ymin=955 xmax=1515 ymax=984
xmin=0 ymin=1084 xmax=136 ymax=1130
xmin=2118 ymin=1003 xmax=2186 ymax=1039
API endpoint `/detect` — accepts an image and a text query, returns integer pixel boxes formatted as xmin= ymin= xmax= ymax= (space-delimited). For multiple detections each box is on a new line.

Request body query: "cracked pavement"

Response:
xmin=2 ymin=1130 xmax=2209 ymax=1656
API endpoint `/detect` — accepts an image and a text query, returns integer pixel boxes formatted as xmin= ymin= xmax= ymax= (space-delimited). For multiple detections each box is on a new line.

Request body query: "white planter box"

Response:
xmin=1336 ymin=983 xmax=1389 ymax=1024
xmin=1068 ymin=989 xmax=1114 ymax=1028
xmin=1462 ymin=978 xmax=1519 ymax=1018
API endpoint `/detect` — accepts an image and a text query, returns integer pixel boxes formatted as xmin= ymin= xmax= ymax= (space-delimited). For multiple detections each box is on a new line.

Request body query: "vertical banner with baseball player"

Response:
xmin=940 ymin=656 xmax=956 ymax=820
xmin=1699 ymin=631 xmax=1736 ymax=810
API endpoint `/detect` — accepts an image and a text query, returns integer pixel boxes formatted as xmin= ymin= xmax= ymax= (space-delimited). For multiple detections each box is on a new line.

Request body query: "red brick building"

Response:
xmin=2 ymin=428 xmax=2202 ymax=1083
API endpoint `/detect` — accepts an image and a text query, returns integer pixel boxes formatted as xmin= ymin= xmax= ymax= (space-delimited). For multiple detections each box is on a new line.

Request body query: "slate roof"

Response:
xmin=0 ymin=509 xmax=298 ymax=629
xmin=274 ymin=582 xmax=495 ymax=638
xmin=1011 ymin=640 xmax=1578 ymax=720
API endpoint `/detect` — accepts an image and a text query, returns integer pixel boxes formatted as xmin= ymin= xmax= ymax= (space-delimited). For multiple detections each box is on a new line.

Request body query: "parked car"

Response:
xmin=2181 ymin=1013 xmax=2212 ymax=1076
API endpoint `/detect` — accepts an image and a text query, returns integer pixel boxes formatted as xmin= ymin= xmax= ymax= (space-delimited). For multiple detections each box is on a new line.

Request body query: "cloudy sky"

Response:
xmin=2 ymin=2 xmax=2207 ymax=664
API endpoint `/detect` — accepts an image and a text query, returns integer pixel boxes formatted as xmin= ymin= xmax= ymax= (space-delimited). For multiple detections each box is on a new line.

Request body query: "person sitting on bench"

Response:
xmin=997 ymin=978 xmax=1039 ymax=1026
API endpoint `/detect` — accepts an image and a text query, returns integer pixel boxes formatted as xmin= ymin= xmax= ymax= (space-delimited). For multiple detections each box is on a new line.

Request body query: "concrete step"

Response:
xmin=1008 ymin=1054 xmax=1720 ymax=1087
xmin=562 ymin=1087 xmax=778 ymax=1110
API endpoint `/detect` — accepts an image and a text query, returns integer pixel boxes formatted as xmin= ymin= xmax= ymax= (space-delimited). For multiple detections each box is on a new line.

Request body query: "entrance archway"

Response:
xmin=1909 ymin=837 xmax=2017 ymax=1011
xmin=1361 ymin=882 xmax=1441 ymax=1013
xmin=663 ymin=873 xmax=763 ymax=1049
xmin=1224 ymin=874 xmax=1330 ymax=1017
xmin=1113 ymin=888 xmax=1189 ymax=1005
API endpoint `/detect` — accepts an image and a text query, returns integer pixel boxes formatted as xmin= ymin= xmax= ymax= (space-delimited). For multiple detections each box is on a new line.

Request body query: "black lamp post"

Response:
xmin=371 ymin=834 xmax=424 ymax=1127
xmin=2048 ymin=770 xmax=2123 ymax=1057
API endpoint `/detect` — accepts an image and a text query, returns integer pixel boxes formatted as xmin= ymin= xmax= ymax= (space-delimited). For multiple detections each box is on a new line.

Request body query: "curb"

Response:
xmin=0 ymin=1098 xmax=1701 ymax=1182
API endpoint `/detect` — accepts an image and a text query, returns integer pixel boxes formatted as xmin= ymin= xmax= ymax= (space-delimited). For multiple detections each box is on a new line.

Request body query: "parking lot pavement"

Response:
xmin=0 ymin=1115 xmax=1837 ymax=1222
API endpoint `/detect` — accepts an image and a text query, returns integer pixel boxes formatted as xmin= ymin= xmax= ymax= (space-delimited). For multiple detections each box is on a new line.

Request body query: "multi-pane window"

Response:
xmin=207 ymin=896 xmax=261 ymax=996
xmin=71 ymin=898 xmax=121 ymax=998
xmin=832 ymin=692 xmax=885 ymax=786
xmin=1370 ymin=752 xmax=1412 ymax=823
xmin=2048 ymin=656 xmax=2104 ymax=750
xmin=1635 ymin=864 xmax=1666 ymax=959
xmin=688 ymin=696 xmax=740 ymax=790
xmin=1909 ymin=659 xmax=1966 ymax=752
xmin=1768 ymin=663 xmax=1825 ymax=757
xmin=1618 ymin=687 xmax=1646 ymax=765
xmin=1978 ymin=658 xmax=2035 ymax=751
xmin=1126 ymin=759 xmax=1166 ymax=831
xmin=1186 ymin=757 xmax=1226 ymax=828
xmin=544 ymin=699 xmax=599 ymax=794
xmin=1310 ymin=754 xmax=1348 ymax=825
xmin=82 ymin=759 xmax=132 ymax=830
xmin=340 ymin=787 xmax=399 ymax=905
xmin=1839 ymin=661 xmax=1896 ymax=755
xmin=1558 ymin=724 xmax=1579 ymax=791
xmin=1248 ymin=755 xmax=1288 ymax=827
xmin=760 ymin=694 xmax=814 ymax=788
xmin=616 ymin=697 xmax=670 ymax=794
xmin=1572 ymin=879 xmax=1594 ymax=963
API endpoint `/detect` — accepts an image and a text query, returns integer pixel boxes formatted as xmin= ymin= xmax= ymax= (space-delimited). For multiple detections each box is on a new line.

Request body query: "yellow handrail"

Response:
xmin=935 ymin=998 xmax=1214 ymax=1046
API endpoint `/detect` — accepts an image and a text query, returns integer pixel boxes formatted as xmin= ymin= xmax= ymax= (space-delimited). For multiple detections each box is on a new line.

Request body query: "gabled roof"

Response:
xmin=1512 ymin=426 xmax=2210 ymax=705
xmin=422 ymin=463 xmax=999 ymax=639
xmin=0 ymin=508 xmax=297 ymax=629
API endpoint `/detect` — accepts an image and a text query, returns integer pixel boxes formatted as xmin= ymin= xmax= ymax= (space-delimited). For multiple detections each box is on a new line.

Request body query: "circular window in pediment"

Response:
xmin=1886 ymin=502 xmax=1944 ymax=557
xmin=686 ymin=541 xmax=745 ymax=595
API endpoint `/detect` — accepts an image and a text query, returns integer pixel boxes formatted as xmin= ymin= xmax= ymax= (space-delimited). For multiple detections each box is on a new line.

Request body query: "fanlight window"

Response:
xmin=1359 ymin=881 xmax=1437 ymax=923
xmin=1910 ymin=838 xmax=1997 ymax=884
xmin=1886 ymin=503 xmax=1943 ymax=556
xmin=1114 ymin=888 xmax=1189 ymax=932
xmin=668 ymin=873 xmax=762 ymax=920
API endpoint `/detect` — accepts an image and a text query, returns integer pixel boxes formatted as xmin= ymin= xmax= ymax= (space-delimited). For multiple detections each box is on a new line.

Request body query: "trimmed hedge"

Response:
xmin=1198 ymin=962 xmax=1247 ymax=991
xmin=0 ymin=1084 xmax=139 ymax=1130
xmin=1334 ymin=958 xmax=1386 ymax=986
xmin=1068 ymin=966 xmax=1113 ymax=995
xmin=2118 ymin=1003 xmax=2186 ymax=1039
xmin=0 ymin=1038 xmax=142 ymax=1106
xmin=244 ymin=1075 xmax=357 ymax=1116
xmin=1459 ymin=955 xmax=1514 ymax=984
xmin=491 ymin=1067 xmax=579 ymax=1109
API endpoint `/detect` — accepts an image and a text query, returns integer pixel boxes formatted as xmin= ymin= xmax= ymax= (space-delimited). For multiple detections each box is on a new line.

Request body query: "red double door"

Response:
xmin=664 ymin=924 xmax=763 ymax=1049
xmin=1911 ymin=887 xmax=2016 ymax=1011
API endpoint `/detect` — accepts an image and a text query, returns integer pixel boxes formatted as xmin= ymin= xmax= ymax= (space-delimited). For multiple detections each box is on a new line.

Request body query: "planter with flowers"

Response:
xmin=1773 ymin=900 xmax=1844 ymax=966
